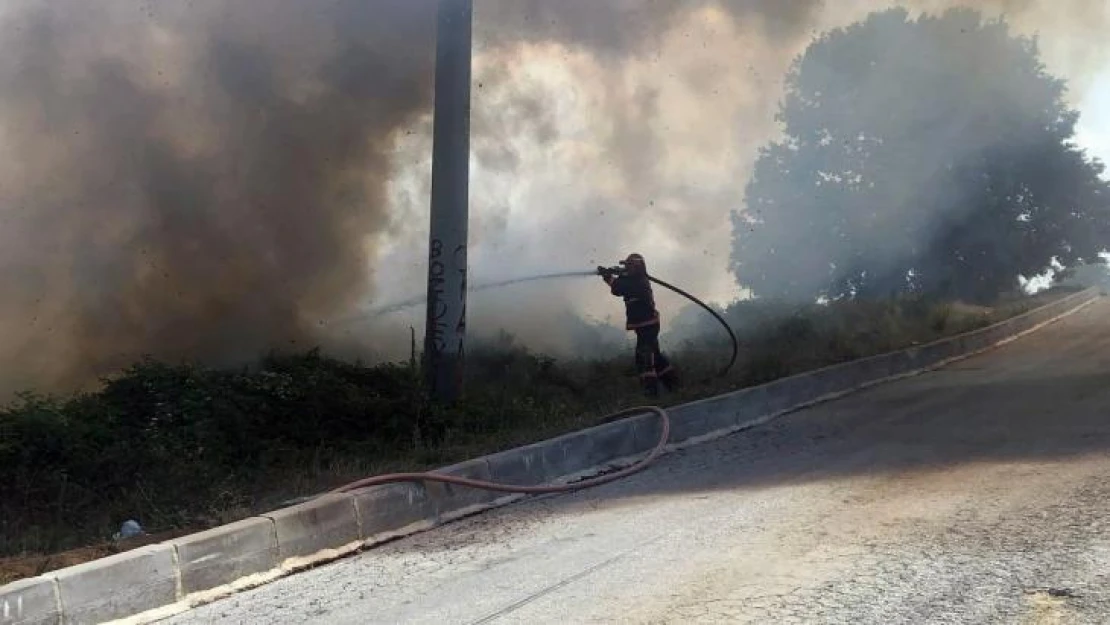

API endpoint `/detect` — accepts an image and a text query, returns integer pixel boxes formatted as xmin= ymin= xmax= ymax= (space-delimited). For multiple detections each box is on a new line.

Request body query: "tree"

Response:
xmin=732 ymin=8 xmax=1110 ymax=304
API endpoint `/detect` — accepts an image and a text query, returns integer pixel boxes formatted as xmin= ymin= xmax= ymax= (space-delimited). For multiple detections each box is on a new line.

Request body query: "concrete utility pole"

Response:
xmin=423 ymin=0 xmax=473 ymax=403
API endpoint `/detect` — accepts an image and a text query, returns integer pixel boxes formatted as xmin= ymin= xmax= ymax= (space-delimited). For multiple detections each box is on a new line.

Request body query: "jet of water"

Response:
xmin=469 ymin=270 xmax=599 ymax=295
xmin=327 ymin=270 xmax=598 ymax=326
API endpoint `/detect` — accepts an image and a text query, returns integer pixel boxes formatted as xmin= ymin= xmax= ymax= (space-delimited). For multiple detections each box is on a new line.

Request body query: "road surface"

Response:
xmin=165 ymin=298 xmax=1110 ymax=624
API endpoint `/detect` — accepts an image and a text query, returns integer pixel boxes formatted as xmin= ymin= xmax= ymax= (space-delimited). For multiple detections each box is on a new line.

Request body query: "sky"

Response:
xmin=1076 ymin=69 xmax=1110 ymax=166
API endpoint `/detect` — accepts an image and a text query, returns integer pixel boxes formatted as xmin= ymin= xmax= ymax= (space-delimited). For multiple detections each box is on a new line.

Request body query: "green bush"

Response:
xmin=0 ymin=350 xmax=428 ymax=555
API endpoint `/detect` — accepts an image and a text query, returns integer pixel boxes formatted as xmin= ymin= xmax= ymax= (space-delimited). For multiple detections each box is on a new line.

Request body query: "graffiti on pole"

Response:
xmin=427 ymin=237 xmax=448 ymax=354
xmin=454 ymin=243 xmax=467 ymax=353
xmin=426 ymin=238 xmax=467 ymax=360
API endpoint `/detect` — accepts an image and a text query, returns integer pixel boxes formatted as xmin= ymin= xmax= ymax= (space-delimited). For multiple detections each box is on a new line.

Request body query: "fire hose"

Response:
xmin=646 ymin=274 xmax=739 ymax=378
xmin=328 ymin=405 xmax=667 ymax=495
xmin=323 ymin=269 xmax=735 ymax=498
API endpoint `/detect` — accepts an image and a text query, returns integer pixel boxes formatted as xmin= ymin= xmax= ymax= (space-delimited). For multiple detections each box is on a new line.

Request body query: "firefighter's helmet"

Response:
xmin=622 ymin=253 xmax=647 ymax=276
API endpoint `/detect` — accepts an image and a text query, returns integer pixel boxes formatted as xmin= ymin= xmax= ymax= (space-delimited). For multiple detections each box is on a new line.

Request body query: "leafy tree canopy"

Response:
xmin=732 ymin=7 xmax=1110 ymax=304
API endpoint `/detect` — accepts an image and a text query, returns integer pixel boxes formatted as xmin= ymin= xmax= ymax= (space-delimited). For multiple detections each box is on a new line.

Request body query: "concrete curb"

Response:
xmin=0 ymin=287 xmax=1098 ymax=625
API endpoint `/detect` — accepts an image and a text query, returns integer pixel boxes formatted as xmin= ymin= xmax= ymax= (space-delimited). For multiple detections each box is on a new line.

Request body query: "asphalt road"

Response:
xmin=164 ymin=298 xmax=1110 ymax=625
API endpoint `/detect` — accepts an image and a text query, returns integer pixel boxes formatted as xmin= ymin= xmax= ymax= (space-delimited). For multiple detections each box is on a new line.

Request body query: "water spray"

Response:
xmin=352 ymin=265 xmax=738 ymax=377
xmin=336 ymin=271 xmax=598 ymax=321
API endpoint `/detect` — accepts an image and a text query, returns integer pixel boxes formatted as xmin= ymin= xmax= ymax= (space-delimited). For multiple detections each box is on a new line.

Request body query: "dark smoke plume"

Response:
xmin=0 ymin=0 xmax=436 ymax=394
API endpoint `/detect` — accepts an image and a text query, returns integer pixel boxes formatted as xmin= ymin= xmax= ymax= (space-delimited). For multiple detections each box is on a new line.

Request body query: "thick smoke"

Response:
xmin=0 ymin=0 xmax=1107 ymax=395
xmin=0 ymin=0 xmax=437 ymax=395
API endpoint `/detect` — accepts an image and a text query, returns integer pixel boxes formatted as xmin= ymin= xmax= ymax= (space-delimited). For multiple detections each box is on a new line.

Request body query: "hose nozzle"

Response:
xmin=597 ymin=265 xmax=622 ymax=279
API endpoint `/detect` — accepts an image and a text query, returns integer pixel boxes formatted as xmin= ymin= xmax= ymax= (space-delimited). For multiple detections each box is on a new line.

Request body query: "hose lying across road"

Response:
xmin=327 ymin=406 xmax=669 ymax=496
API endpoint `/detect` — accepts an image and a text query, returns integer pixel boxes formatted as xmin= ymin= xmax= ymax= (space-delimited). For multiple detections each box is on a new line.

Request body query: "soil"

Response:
xmin=0 ymin=527 xmax=200 ymax=585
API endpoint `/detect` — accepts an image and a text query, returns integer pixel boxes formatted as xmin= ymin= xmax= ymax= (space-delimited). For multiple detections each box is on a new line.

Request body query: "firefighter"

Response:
xmin=599 ymin=253 xmax=680 ymax=397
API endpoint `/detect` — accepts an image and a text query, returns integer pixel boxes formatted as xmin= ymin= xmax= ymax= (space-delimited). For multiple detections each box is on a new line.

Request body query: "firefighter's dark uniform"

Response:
xmin=603 ymin=256 xmax=679 ymax=397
